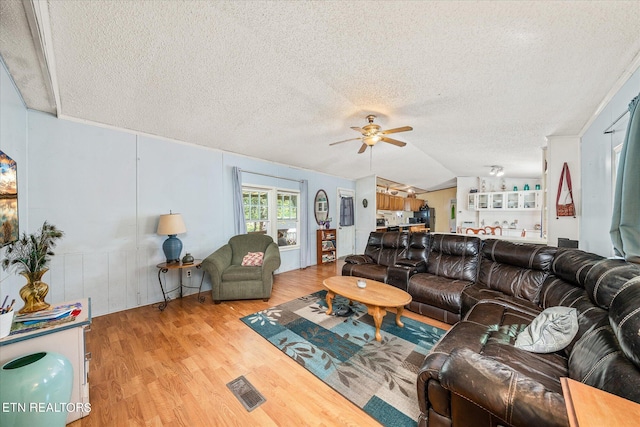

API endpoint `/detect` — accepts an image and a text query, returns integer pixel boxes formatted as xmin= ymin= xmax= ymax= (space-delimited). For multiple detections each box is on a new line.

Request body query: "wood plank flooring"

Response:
xmin=70 ymin=262 xmax=449 ymax=427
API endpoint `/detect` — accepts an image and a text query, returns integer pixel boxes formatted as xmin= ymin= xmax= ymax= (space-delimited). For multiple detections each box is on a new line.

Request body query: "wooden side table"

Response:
xmin=561 ymin=377 xmax=640 ymax=426
xmin=156 ymin=259 xmax=205 ymax=311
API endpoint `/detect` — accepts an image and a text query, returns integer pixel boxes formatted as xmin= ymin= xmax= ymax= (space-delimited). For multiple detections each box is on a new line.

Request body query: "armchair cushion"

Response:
xmin=222 ymin=265 xmax=263 ymax=281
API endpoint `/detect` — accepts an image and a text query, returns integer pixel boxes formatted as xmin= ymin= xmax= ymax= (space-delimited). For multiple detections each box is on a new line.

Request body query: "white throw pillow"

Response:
xmin=515 ymin=307 xmax=579 ymax=353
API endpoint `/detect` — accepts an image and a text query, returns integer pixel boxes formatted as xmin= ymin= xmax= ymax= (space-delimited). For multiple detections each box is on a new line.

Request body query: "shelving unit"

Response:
xmin=468 ymin=190 xmax=541 ymax=211
xmin=317 ymin=228 xmax=337 ymax=264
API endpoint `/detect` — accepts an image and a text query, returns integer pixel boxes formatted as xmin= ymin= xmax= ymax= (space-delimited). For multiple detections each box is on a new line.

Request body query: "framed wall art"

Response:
xmin=0 ymin=149 xmax=18 ymax=246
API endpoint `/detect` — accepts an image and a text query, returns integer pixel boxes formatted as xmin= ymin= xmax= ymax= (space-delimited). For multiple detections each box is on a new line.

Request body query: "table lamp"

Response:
xmin=157 ymin=212 xmax=186 ymax=263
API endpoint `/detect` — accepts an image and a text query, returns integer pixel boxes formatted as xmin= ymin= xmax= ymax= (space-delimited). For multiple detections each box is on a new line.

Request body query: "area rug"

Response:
xmin=240 ymin=290 xmax=446 ymax=427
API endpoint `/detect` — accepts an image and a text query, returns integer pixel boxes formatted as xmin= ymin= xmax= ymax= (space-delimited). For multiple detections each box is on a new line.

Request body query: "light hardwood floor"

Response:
xmin=70 ymin=262 xmax=449 ymax=427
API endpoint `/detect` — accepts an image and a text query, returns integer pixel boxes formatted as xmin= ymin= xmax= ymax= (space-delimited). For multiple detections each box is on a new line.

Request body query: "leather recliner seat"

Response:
xmin=417 ymin=245 xmax=640 ymax=427
xmin=403 ymin=234 xmax=482 ymax=323
xmin=342 ymin=231 xmax=409 ymax=283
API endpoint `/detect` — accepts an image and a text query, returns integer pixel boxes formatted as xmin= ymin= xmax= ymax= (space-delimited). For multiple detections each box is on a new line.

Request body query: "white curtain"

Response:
xmin=232 ymin=166 xmax=246 ymax=235
xmin=299 ymin=179 xmax=311 ymax=268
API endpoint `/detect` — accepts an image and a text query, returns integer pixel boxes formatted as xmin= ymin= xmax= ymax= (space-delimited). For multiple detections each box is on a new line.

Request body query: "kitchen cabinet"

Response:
xmin=522 ymin=191 xmax=540 ymax=209
xmin=468 ymin=191 xmax=541 ymax=211
xmin=404 ymin=198 xmax=423 ymax=211
xmin=468 ymin=193 xmax=477 ymax=210
xmin=477 ymin=193 xmax=489 ymax=209
xmin=491 ymin=193 xmax=504 ymax=209
xmin=377 ymin=193 xmax=421 ymax=211
xmin=376 ymin=193 xmax=399 ymax=210
xmin=505 ymin=192 xmax=520 ymax=209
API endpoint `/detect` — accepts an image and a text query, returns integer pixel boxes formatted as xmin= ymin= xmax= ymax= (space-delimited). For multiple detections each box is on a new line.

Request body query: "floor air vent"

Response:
xmin=226 ymin=375 xmax=266 ymax=412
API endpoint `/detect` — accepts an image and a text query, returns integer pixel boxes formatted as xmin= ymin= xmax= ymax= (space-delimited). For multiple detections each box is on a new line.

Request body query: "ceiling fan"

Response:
xmin=330 ymin=115 xmax=413 ymax=154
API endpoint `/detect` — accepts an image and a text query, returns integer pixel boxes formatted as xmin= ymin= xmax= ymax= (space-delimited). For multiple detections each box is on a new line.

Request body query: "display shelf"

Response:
xmin=317 ymin=228 xmax=337 ymax=264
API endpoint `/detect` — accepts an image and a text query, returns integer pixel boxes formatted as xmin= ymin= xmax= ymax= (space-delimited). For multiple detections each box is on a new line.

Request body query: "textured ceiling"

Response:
xmin=2 ymin=1 xmax=640 ymax=190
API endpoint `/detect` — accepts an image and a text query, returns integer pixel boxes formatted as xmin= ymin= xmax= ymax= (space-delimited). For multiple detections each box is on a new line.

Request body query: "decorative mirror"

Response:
xmin=314 ymin=189 xmax=329 ymax=225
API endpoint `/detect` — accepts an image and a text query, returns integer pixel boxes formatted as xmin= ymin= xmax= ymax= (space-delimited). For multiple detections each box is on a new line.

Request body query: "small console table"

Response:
xmin=0 ymin=298 xmax=91 ymax=424
xmin=156 ymin=259 xmax=205 ymax=311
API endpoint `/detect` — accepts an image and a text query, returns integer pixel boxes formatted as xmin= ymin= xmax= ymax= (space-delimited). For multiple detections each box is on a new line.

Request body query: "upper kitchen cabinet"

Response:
xmin=376 ymin=192 xmax=420 ymax=211
xmin=404 ymin=197 xmax=423 ymax=211
xmin=468 ymin=191 xmax=541 ymax=211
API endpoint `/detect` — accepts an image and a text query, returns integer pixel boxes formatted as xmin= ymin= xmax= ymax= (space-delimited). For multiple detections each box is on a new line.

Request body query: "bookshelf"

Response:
xmin=317 ymin=228 xmax=337 ymax=264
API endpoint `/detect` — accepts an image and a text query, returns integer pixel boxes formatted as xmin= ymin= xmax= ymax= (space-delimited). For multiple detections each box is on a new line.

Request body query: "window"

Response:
xmin=243 ymin=186 xmax=299 ymax=248
xmin=244 ymin=189 xmax=270 ymax=234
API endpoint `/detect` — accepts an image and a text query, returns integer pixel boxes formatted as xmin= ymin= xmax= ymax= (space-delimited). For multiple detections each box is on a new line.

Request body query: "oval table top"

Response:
xmin=322 ymin=276 xmax=412 ymax=308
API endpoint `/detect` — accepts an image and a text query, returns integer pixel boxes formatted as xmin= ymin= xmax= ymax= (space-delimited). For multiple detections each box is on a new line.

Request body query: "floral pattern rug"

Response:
xmin=241 ymin=290 xmax=445 ymax=427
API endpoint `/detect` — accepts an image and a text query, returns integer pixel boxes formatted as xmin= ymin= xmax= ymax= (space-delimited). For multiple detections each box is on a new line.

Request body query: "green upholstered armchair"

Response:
xmin=202 ymin=234 xmax=281 ymax=304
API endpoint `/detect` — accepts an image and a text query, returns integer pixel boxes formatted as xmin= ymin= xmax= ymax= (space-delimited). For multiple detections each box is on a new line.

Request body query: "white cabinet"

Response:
xmin=0 ymin=299 xmax=91 ymax=424
xmin=477 ymin=193 xmax=489 ymax=210
xmin=468 ymin=191 xmax=541 ymax=211
xmin=522 ymin=191 xmax=540 ymax=209
xmin=467 ymin=193 xmax=476 ymax=210
xmin=491 ymin=193 xmax=504 ymax=209
xmin=505 ymin=192 xmax=521 ymax=209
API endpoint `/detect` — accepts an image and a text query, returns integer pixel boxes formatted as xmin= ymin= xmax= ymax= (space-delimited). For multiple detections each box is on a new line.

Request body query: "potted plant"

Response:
xmin=1 ymin=221 xmax=64 ymax=314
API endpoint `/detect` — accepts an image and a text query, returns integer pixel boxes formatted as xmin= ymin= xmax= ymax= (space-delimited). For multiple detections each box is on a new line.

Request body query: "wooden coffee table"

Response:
xmin=323 ymin=276 xmax=412 ymax=342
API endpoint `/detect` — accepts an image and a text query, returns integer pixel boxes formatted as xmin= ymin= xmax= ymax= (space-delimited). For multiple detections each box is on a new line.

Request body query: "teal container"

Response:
xmin=0 ymin=352 xmax=73 ymax=427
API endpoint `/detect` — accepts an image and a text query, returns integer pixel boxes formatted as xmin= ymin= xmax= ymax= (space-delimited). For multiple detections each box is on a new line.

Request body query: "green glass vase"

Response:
xmin=0 ymin=352 xmax=73 ymax=427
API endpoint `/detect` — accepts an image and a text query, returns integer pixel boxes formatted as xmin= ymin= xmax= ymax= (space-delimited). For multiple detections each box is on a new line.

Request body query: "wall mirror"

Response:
xmin=314 ymin=189 xmax=329 ymax=225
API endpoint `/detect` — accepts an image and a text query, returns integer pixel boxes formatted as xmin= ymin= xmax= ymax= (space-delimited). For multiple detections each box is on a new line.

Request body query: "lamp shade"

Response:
xmin=157 ymin=213 xmax=186 ymax=236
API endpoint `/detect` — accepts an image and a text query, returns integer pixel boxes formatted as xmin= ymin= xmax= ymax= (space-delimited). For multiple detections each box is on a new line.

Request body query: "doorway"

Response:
xmin=337 ymin=188 xmax=356 ymax=258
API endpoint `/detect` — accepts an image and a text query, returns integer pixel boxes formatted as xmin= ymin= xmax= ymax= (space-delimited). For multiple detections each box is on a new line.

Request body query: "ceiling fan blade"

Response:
xmin=351 ymin=126 xmax=366 ymax=134
xmin=380 ymin=136 xmax=407 ymax=147
xmin=329 ymin=137 xmax=361 ymax=146
xmin=381 ymin=126 xmax=413 ymax=135
xmin=358 ymin=143 xmax=368 ymax=154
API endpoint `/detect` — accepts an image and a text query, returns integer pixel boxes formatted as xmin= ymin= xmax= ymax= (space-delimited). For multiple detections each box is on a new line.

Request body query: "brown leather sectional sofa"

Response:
xmin=342 ymin=231 xmax=640 ymax=427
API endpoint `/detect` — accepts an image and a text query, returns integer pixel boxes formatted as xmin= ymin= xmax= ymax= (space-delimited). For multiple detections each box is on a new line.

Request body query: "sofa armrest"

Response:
xmin=344 ymin=254 xmax=374 ymax=264
xmin=202 ymin=244 xmax=232 ymax=300
xmin=262 ymin=242 xmax=282 ymax=276
xmin=387 ymin=263 xmax=422 ymax=292
xmin=439 ymin=347 xmax=569 ymax=427
xmin=202 ymin=244 xmax=232 ymax=279
xmin=395 ymin=258 xmax=426 ymax=271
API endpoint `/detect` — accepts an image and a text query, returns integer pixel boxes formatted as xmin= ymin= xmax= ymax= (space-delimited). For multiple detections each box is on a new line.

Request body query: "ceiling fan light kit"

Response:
xmin=489 ymin=165 xmax=504 ymax=176
xmin=330 ymin=115 xmax=412 ymax=154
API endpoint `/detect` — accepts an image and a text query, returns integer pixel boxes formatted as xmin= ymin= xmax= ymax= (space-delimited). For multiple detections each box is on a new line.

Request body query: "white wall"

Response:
xmin=546 ymin=136 xmax=581 ymax=247
xmin=0 ymin=59 xmax=355 ymax=317
xmin=581 ymin=66 xmax=640 ymax=256
xmin=355 ymin=175 xmax=376 ymax=254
